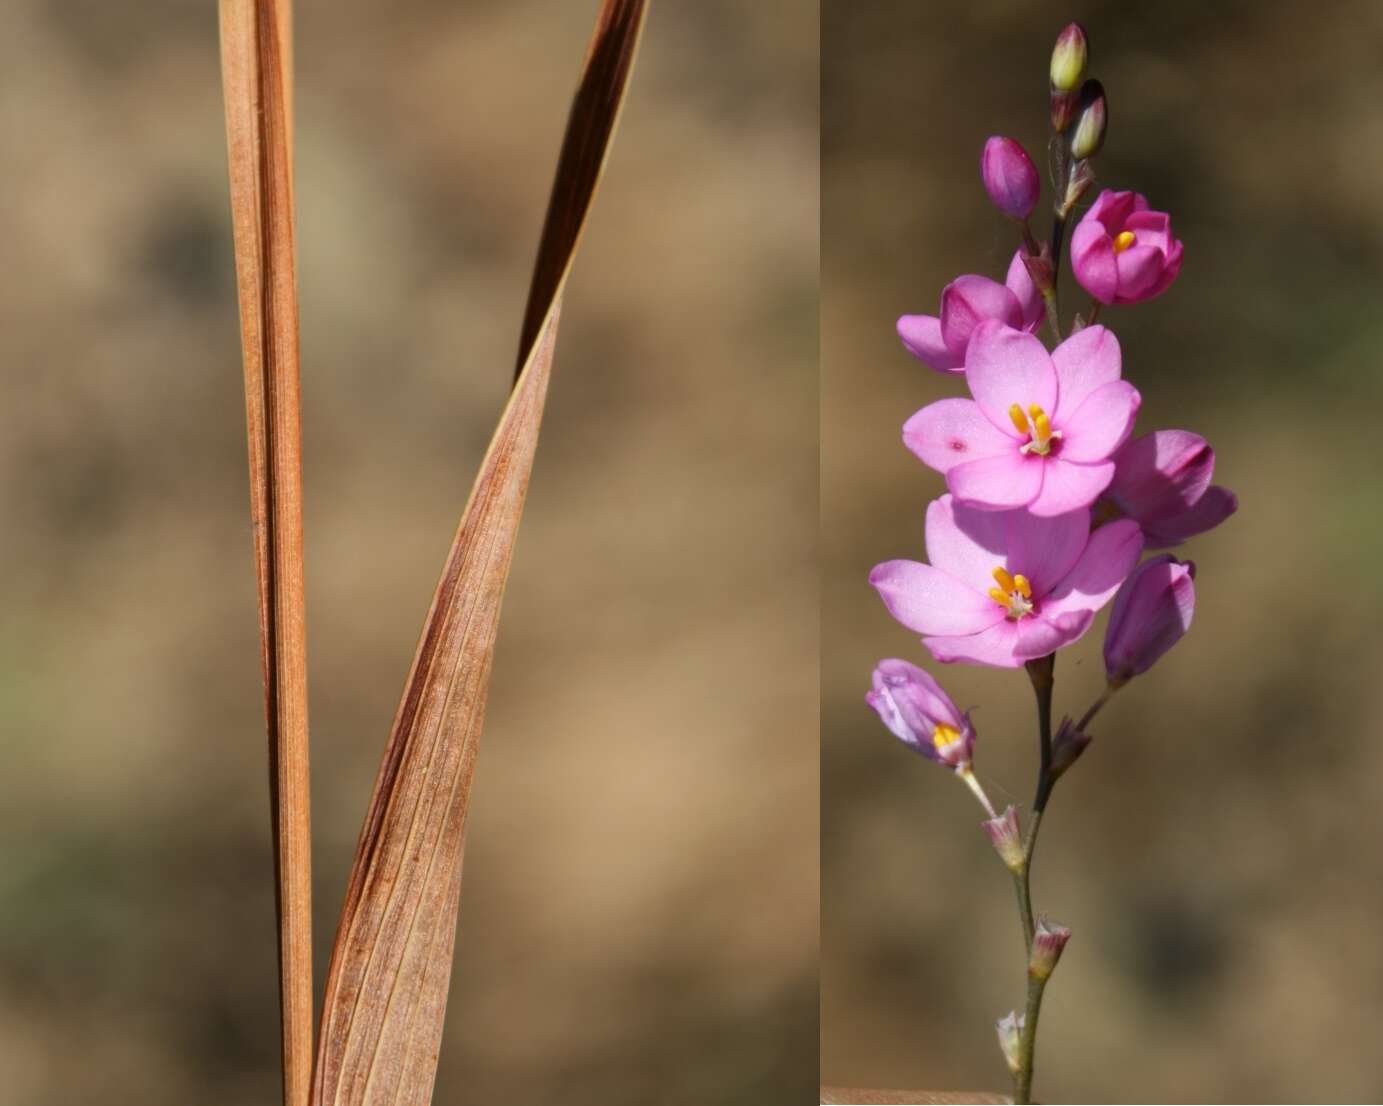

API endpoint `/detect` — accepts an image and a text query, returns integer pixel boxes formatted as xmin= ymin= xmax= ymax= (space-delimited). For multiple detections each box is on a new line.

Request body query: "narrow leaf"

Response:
xmin=311 ymin=3 xmax=648 ymax=1104
xmin=218 ymin=4 xmax=315 ymax=1106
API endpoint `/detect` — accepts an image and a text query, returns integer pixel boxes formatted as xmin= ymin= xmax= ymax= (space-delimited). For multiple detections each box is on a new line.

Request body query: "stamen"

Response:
xmin=1008 ymin=403 xmax=1030 ymax=435
xmin=992 ymin=566 xmax=1017 ymax=592
xmin=1031 ymin=408 xmax=1053 ymax=441
xmin=1013 ymin=573 xmax=1032 ymax=598
xmin=1113 ymin=230 xmax=1137 ymax=254
xmin=932 ymin=722 xmax=962 ymax=752
xmin=988 ymin=586 xmax=1011 ymax=606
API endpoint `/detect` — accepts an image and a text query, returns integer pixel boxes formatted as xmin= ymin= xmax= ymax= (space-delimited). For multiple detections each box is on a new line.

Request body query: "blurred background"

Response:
xmin=823 ymin=2 xmax=1383 ymax=1103
xmin=0 ymin=2 xmax=817 ymax=1103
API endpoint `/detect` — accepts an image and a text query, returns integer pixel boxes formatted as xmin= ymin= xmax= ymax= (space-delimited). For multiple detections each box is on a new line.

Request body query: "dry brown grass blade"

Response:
xmin=819 ymin=1090 xmax=1011 ymax=1105
xmin=218 ymin=4 xmax=314 ymax=1106
xmin=311 ymin=3 xmax=647 ymax=1104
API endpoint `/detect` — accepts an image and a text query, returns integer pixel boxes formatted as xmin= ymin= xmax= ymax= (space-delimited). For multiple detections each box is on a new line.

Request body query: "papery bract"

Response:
xmin=1071 ymin=190 xmax=1184 ymax=305
xmin=904 ymin=321 xmax=1140 ymax=515
xmin=866 ymin=657 xmax=975 ymax=769
xmin=981 ymin=136 xmax=1040 ymax=220
xmin=897 ymin=252 xmax=1042 ymax=374
xmin=870 ymin=494 xmax=1143 ymax=668
xmin=1103 ymin=553 xmax=1196 ymax=685
xmin=1100 ymin=429 xmax=1237 ymax=546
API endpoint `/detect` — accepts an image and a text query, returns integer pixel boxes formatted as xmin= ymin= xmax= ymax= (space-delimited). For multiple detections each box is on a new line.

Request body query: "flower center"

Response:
xmin=988 ymin=566 xmax=1034 ymax=619
xmin=931 ymin=722 xmax=963 ymax=753
xmin=1113 ymin=230 xmax=1137 ymax=254
xmin=1008 ymin=403 xmax=1062 ymax=456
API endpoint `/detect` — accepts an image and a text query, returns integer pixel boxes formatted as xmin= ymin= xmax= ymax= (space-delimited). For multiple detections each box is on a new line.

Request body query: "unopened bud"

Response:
xmin=1020 ymin=247 xmax=1055 ymax=297
xmin=1069 ymin=79 xmax=1107 ymax=161
xmin=1050 ymin=88 xmax=1079 ymax=134
xmin=996 ymin=1010 xmax=1024 ymax=1073
xmin=1104 ymin=555 xmax=1197 ymax=686
xmin=1050 ymin=716 xmax=1092 ymax=780
xmin=1061 ymin=159 xmax=1097 ymax=215
xmin=1029 ymin=917 xmax=1072 ymax=980
xmin=980 ymin=136 xmax=1040 ymax=221
xmin=983 ymin=805 xmax=1025 ymax=873
xmin=1049 ymin=23 xmax=1089 ymax=92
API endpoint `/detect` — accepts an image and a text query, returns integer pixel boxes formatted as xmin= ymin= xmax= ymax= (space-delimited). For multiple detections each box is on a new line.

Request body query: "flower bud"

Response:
xmin=1029 ymin=917 xmax=1072 ymax=980
xmin=865 ymin=659 xmax=975 ymax=770
xmin=1049 ymin=23 xmax=1089 ymax=92
xmin=983 ymin=805 xmax=1025 ymax=873
xmin=1050 ymin=88 xmax=1079 ymax=134
xmin=996 ymin=1011 xmax=1025 ymax=1074
xmin=980 ymin=136 xmax=1040 ymax=221
xmin=1050 ymin=716 xmax=1092 ymax=780
xmin=1069 ymin=80 xmax=1107 ymax=161
xmin=1103 ymin=555 xmax=1196 ymax=687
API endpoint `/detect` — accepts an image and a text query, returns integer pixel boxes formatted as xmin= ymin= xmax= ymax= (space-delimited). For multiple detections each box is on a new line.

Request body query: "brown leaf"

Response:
xmin=311 ymin=3 xmax=648 ymax=1104
xmin=217 ymin=4 xmax=314 ymax=1106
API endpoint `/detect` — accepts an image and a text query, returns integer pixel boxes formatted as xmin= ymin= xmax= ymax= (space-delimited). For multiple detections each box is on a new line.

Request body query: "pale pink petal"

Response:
xmin=1112 ymin=243 xmax=1165 ymax=301
xmin=903 ymin=398 xmax=1014 ymax=475
xmin=1051 ymin=325 xmax=1122 ymax=421
xmin=1002 ymin=508 xmax=1089 ymax=598
xmin=1108 ymin=430 xmax=1214 ymax=517
xmin=1014 ymin=609 xmax=1095 ymax=660
xmin=1070 ymin=220 xmax=1118 ymax=305
xmin=924 ymin=495 xmax=1008 ymax=586
xmin=1004 ymin=249 xmax=1043 ymax=330
xmin=924 ymin=621 xmax=1024 ymax=669
xmin=949 ymin=449 xmax=1044 ymax=510
xmin=1042 ymin=519 xmax=1143 ymax=617
xmin=963 ymin=320 xmax=1058 ymax=431
xmin=940 ymin=276 xmax=1022 ymax=353
xmin=897 ymin=314 xmax=964 ymax=373
xmin=1027 ymin=458 xmax=1115 ymax=516
xmin=1058 ymin=380 xmax=1141 ymax=463
xmin=870 ymin=560 xmax=1003 ymax=636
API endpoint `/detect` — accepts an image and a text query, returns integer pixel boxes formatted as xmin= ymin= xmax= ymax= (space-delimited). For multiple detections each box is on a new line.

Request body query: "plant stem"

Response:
xmin=1014 ymin=968 xmax=1049 ymax=1104
xmin=1076 ymin=683 xmax=1117 ymax=734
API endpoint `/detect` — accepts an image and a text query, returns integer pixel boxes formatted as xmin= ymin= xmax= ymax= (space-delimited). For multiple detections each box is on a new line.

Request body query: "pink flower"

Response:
xmin=871 ymin=494 xmax=1143 ymax=668
xmin=904 ymin=321 xmax=1141 ymax=516
xmin=897 ymin=251 xmax=1042 ymax=374
xmin=981 ymin=136 xmax=1040 ymax=221
xmin=1100 ymin=429 xmax=1237 ymax=546
xmin=1070 ymin=190 xmax=1184 ymax=305
xmin=1103 ymin=554 xmax=1196 ymax=685
xmin=866 ymin=658 xmax=975 ymax=769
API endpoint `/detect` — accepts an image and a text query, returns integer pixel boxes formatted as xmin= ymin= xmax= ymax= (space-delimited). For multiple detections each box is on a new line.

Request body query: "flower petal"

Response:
xmin=870 ymin=560 xmax=1004 ymax=636
xmin=1042 ymin=519 xmax=1143 ymax=617
xmin=1124 ymin=209 xmax=1171 ymax=254
xmin=1142 ymin=485 xmax=1238 ymax=546
xmin=1144 ymin=238 xmax=1184 ymax=299
xmin=1014 ymin=609 xmax=1095 ymax=660
xmin=924 ymin=620 xmax=1024 ymax=669
xmin=1027 ymin=458 xmax=1115 ymax=516
xmin=1051 ymin=325 xmax=1122 ymax=422
xmin=1070 ymin=220 xmax=1118 ymax=305
xmin=1112 ymin=243 xmax=1166 ymax=302
xmin=924 ymin=494 xmax=1008 ymax=587
xmin=949 ymin=449 xmax=1044 ymax=511
xmin=1108 ymin=430 xmax=1214 ymax=519
xmin=1059 ymin=380 xmax=1141 ymax=463
xmin=897 ymin=314 xmax=964 ymax=373
xmin=940 ymin=276 xmax=1022 ymax=353
xmin=964 ymin=320 xmax=1058 ymax=432
xmin=1004 ymin=249 xmax=1043 ymax=330
xmin=904 ymin=398 xmax=1014 ymax=475
xmin=1002 ymin=508 xmax=1089 ymax=597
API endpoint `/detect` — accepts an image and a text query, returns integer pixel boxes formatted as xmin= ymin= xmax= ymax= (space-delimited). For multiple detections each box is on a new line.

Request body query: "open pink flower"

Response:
xmin=870 ymin=494 xmax=1143 ymax=668
xmin=1100 ymin=429 xmax=1237 ymax=546
xmin=897 ymin=250 xmax=1042 ymax=374
xmin=904 ymin=321 xmax=1140 ymax=516
xmin=1070 ymin=190 xmax=1184 ymax=305
xmin=866 ymin=658 xmax=975 ymax=769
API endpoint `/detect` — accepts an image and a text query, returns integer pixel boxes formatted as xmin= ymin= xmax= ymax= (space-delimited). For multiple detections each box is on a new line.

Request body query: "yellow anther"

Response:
xmin=932 ymin=722 xmax=962 ymax=751
xmin=1031 ymin=408 xmax=1053 ymax=442
xmin=1013 ymin=573 xmax=1032 ymax=598
xmin=1008 ymin=403 xmax=1030 ymax=435
xmin=1113 ymin=230 xmax=1137 ymax=254
xmin=988 ymin=586 xmax=1011 ymax=606
xmin=992 ymin=566 xmax=1017 ymax=592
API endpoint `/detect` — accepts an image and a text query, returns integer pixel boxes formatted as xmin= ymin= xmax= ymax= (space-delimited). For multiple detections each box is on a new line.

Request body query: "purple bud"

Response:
xmin=1069 ymin=80 xmax=1107 ymax=161
xmin=983 ymin=805 xmax=1025 ymax=873
xmin=1103 ymin=555 xmax=1196 ymax=686
xmin=995 ymin=1010 xmax=1024 ymax=1074
xmin=865 ymin=659 xmax=975 ymax=770
xmin=1029 ymin=917 xmax=1072 ymax=980
xmin=1050 ymin=23 xmax=1089 ymax=92
xmin=980 ymin=136 xmax=1040 ymax=221
xmin=1050 ymin=716 xmax=1092 ymax=780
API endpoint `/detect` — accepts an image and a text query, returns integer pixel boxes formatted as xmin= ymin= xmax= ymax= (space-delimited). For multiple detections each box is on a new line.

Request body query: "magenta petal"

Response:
xmin=1143 ymin=486 xmax=1238 ymax=546
xmin=1070 ymin=221 xmax=1118 ymax=305
xmin=1028 ymin=458 xmax=1115 ymax=516
xmin=1103 ymin=556 xmax=1196 ymax=679
xmin=949 ymin=449 xmax=1044 ymax=511
xmin=964 ymin=320 xmax=1058 ymax=431
xmin=1124 ymin=209 xmax=1171 ymax=253
xmin=1042 ymin=519 xmax=1143 ymax=617
xmin=870 ymin=560 xmax=1003 ymax=636
xmin=1014 ymin=609 xmax=1095 ymax=660
xmin=940 ymin=276 xmax=1022 ymax=353
xmin=1145 ymin=238 xmax=1184 ymax=299
xmin=924 ymin=495 xmax=1008 ymax=587
xmin=1112 ymin=244 xmax=1165 ymax=302
xmin=897 ymin=314 xmax=964 ymax=373
xmin=1051 ymin=325 xmax=1122 ymax=421
xmin=904 ymin=398 xmax=1014 ymax=475
xmin=924 ymin=621 xmax=1024 ymax=669
xmin=1004 ymin=249 xmax=1043 ymax=330
xmin=1108 ymin=430 xmax=1215 ymax=517
xmin=1002 ymin=508 xmax=1089 ymax=598
xmin=1059 ymin=380 xmax=1141 ymax=463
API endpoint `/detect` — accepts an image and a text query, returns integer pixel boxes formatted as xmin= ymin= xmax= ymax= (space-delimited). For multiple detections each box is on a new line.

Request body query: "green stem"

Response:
xmin=1014 ymin=970 xmax=1049 ymax=1104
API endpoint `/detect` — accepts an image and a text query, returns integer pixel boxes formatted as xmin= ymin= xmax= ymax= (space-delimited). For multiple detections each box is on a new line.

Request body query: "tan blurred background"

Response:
xmin=823 ymin=3 xmax=1383 ymax=1103
xmin=0 ymin=2 xmax=817 ymax=1103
